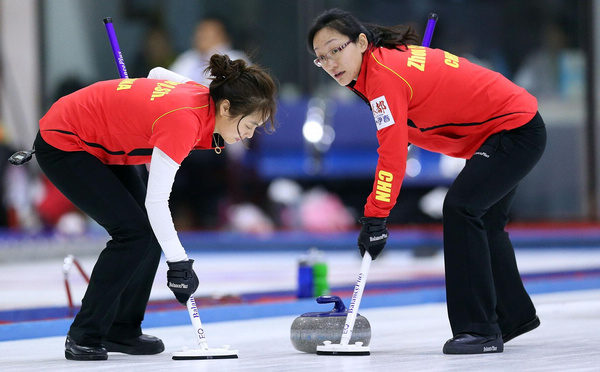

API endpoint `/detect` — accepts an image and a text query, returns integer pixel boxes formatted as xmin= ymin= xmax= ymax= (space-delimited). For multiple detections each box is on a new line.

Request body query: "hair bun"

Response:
xmin=207 ymin=54 xmax=245 ymax=83
xmin=227 ymin=59 xmax=243 ymax=81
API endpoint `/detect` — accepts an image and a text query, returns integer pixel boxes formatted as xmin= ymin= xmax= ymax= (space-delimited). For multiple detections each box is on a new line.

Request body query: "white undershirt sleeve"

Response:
xmin=147 ymin=67 xmax=193 ymax=83
xmin=145 ymin=147 xmax=188 ymax=262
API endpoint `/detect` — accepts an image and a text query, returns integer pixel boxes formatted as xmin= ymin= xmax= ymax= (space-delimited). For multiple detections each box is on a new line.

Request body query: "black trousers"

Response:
xmin=34 ymin=132 xmax=162 ymax=345
xmin=442 ymin=112 xmax=546 ymax=337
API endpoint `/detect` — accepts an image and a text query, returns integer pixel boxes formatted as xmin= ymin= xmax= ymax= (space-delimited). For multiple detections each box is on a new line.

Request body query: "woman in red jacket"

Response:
xmin=32 ymin=54 xmax=277 ymax=360
xmin=308 ymin=9 xmax=545 ymax=354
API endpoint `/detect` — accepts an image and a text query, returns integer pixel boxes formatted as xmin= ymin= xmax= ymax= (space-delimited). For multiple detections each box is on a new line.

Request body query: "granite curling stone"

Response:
xmin=290 ymin=295 xmax=371 ymax=353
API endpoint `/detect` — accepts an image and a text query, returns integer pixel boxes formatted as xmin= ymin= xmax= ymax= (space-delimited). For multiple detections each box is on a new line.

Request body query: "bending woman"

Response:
xmin=33 ymin=54 xmax=277 ymax=360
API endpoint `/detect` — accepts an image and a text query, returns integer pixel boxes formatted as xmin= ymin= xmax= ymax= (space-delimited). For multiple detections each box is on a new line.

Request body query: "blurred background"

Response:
xmin=0 ymin=0 xmax=596 ymax=242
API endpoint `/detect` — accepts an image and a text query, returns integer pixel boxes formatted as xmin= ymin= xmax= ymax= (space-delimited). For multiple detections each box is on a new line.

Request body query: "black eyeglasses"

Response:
xmin=313 ymin=39 xmax=354 ymax=67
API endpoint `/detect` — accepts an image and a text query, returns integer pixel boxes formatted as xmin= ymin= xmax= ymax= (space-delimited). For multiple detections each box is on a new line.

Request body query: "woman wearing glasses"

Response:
xmin=308 ymin=8 xmax=545 ymax=354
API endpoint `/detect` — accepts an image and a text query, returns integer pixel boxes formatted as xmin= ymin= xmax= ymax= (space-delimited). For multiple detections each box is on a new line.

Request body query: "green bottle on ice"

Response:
xmin=310 ymin=248 xmax=329 ymax=297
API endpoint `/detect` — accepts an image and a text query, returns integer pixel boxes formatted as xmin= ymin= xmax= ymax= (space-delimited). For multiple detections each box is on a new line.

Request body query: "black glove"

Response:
xmin=358 ymin=217 xmax=388 ymax=260
xmin=167 ymin=259 xmax=199 ymax=305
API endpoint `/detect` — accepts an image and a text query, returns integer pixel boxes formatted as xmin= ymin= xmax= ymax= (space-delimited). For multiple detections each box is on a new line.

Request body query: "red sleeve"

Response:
xmin=149 ymin=109 xmax=200 ymax=164
xmin=364 ymin=64 xmax=411 ymax=218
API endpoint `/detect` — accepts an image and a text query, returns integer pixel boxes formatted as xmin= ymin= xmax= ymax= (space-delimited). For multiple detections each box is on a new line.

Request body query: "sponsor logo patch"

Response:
xmin=370 ymin=95 xmax=395 ymax=130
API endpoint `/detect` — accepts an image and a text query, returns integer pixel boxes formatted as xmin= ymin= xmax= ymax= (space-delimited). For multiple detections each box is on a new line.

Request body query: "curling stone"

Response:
xmin=290 ymin=295 xmax=371 ymax=353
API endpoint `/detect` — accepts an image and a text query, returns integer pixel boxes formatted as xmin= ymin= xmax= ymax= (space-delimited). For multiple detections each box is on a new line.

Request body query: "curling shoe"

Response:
xmin=103 ymin=334 xmax=165 ymax=355
xmin=503 ymin=316 xmax=540 ymax=343
xmin=442 ymin=333 xmax=503 ymax=354
xmin=65 ymin=335 xmax=108 ymax=361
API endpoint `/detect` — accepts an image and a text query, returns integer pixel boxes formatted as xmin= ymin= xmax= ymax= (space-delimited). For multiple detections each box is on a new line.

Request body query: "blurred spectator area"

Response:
xmin=257 ymin=97 xmax=453 ymax=186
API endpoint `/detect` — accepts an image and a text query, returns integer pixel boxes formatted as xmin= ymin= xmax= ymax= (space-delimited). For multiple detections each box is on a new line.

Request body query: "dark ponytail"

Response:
xmin=205 ymin=54 xmax=277 ymax=133
xmin=363 ymin=23 xmax=420 ymax=50
xmin=308 ymin=8 xmax=420 ymax=52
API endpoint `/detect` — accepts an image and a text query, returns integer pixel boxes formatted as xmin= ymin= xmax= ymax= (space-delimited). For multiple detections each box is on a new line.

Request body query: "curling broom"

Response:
xmin=172 ymin=297 xmax=239 ymax=359
xmin=422 ymin=13 xmax=438 ymax=48
xmin=316 ymin=252 xmax=373 ymax=355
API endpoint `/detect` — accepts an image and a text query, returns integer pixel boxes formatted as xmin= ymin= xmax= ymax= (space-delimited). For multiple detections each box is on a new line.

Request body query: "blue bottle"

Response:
xmin=297 ymin=258 xmax=313 ymax=298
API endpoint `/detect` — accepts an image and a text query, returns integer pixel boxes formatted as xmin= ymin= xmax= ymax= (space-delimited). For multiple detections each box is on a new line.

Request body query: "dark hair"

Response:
xmin=307 ymin=8 xmax=420 ymax=53
xmin=205 ymin=54 xmax=277 ymax=134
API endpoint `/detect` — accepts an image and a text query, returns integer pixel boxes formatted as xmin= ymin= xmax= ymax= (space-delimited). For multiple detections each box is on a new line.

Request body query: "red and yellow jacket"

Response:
xmin=39 ymin=78 xmax=222 ymax=165
xmin=347 ymin=45 xmax=538 ymax=218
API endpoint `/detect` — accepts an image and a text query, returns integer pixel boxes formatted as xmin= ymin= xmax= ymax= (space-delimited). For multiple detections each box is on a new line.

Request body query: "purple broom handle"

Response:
xmin=103 ymin=17 xmax=129 ymax=78
xmin=422 ymin=13 xmax=438 ymax=47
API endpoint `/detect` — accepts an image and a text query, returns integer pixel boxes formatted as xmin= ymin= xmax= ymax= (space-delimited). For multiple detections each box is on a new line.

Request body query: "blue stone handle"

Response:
xmin=316 ymin=295 xmax=347 ymax=313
